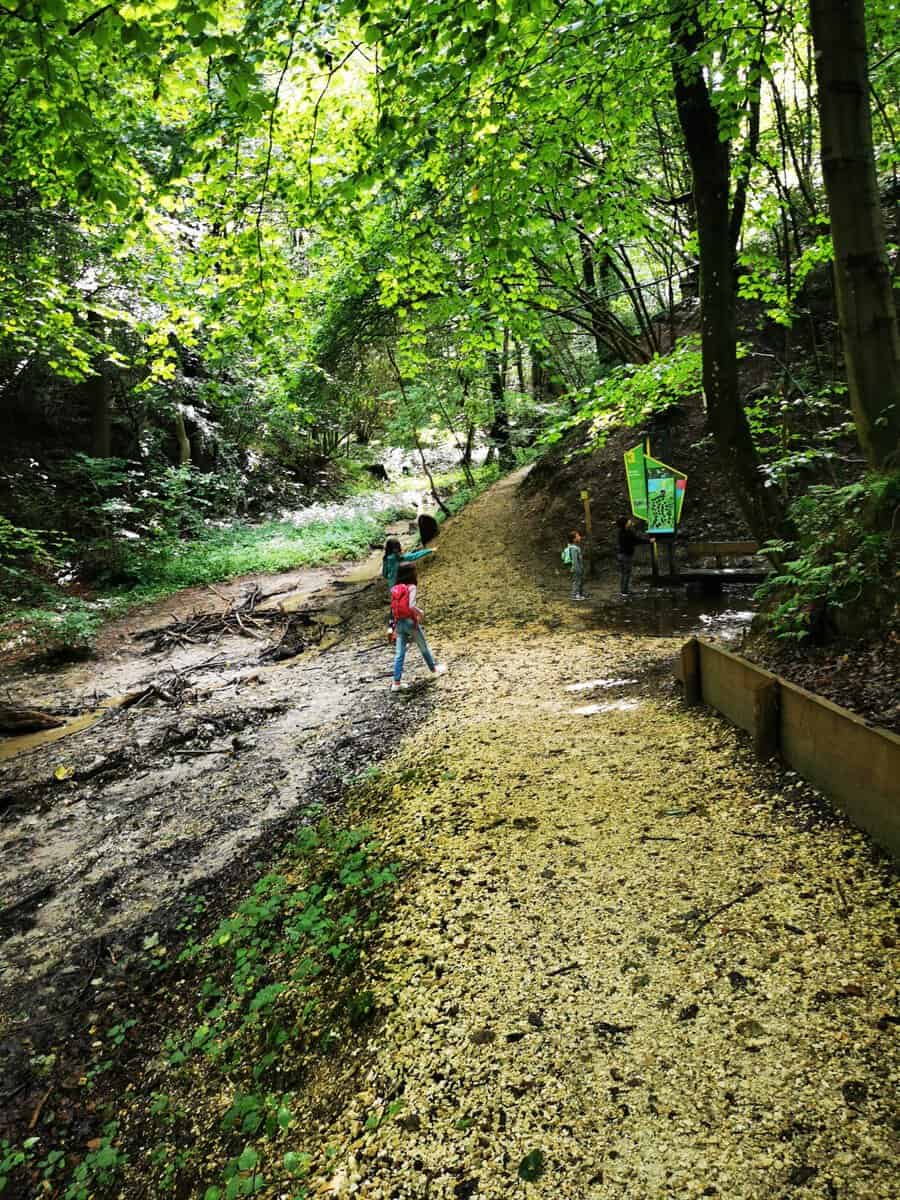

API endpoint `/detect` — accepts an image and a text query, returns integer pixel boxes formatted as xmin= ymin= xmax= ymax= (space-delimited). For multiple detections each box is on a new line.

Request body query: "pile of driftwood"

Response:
xmin=133 ymin=586 xmax=343 ymax=663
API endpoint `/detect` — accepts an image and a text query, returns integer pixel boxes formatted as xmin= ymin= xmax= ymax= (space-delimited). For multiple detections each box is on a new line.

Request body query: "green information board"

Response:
xmin=624 ymin=444 xmax=648 ymax=521
xmin=624 ymin=442 xmax=688 ymax=532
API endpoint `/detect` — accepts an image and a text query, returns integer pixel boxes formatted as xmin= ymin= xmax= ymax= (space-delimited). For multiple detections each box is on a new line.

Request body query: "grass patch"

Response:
xmin=110 ymin=511 xmax=405 ymax=605
xmin=0 ymin=462 xmax=505 ymax=658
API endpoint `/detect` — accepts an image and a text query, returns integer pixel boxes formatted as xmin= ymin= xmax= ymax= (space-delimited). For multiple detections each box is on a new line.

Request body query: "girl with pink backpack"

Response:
xmin=389 ymin=562 xmax=447 ymax=692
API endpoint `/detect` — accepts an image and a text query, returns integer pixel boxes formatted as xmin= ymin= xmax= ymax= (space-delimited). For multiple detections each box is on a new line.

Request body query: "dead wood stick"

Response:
xmin=207 ymin=583 xmax=231 ymax=607
xmin=547 ymin=962 xmax=581 ymax=977
xmin=28 ymin=1086 xmax=53 ymax=1131
xmin=691 ymin=881 xmax=764 ymax=936
xmin=831 ymin=874 xmax=851 ymax=915
xmin=171 ymin=748 xmax=233 ymax=756
xmin=0 ymin=705 xmax=66 ymax=735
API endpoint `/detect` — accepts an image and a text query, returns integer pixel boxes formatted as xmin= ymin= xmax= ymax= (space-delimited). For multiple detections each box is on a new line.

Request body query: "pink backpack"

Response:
xmin=390 ymin=583 xmax=416 ymax=622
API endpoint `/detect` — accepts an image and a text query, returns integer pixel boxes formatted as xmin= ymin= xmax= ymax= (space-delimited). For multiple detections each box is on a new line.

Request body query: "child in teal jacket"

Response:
xmin=381 ymin=537 xmax=435 ymax=589
xmin=382 ymin=538 xmax=435 ymax=639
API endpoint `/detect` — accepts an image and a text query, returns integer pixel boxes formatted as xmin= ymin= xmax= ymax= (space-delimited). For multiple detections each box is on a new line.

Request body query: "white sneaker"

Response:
xmin=432 ymin=663 xmax=448 ymax=676
xmin=390 ymin=681 xmax=408 ymax=692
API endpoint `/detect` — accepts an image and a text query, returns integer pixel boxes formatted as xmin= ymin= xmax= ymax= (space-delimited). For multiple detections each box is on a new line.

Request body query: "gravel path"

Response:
xmin=298 ymin=470 xmax=899 ymax=1199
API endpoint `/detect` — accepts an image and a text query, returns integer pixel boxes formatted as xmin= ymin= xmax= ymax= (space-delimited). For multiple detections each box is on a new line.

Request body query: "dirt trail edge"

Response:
xmin=0 ymin=548 xmax=432 ymax=1083
xmin=297 ymin=471 xmax=898 ymax=1200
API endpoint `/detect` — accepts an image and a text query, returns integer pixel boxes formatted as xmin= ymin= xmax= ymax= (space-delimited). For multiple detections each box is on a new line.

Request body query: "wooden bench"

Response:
xmin=683 ymin=541 xmax=760 ymax=566
xmin=651 ymin=541 xmax=767 ymax=591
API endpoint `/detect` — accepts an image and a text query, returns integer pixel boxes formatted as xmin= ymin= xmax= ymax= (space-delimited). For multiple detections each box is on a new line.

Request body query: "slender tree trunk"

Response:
xmin=578 ymin=230 xmax=606 ymax=364
xmin=810 ymin=0 xmax=900 ymax=468
xmin=85 ymin=311 xmax=111 ymax=457
xmin=174 ymin=408 xmax=192 ymax=465
xmin=486 ymin=348 xmax=515 ymax=469
xmin=514 ymin=341 xmax=526 ymax=395
xmin=90 ymin=372 xmax=111 ymax=458
xmin=671 ymin=5 xmax=788 ymax=541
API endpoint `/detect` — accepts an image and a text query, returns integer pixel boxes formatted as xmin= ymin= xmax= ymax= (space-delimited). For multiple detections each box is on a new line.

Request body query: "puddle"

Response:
xmin=0 ymin=702 xmax=123 ymax=764
xmin=565 ymin=678 xmax=638 ymax=693
xmin=586 ymin=591 xmax=756 ymax=641
xmin=573 ymin=699 xmax=642 ymax=716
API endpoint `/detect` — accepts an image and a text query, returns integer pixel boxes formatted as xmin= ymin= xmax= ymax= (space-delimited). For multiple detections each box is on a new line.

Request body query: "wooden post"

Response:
xmin=753 ymin=680 xmax=780 ymax=760
xmin=580 ymin=489 xmax=593 ymax=576
xmin=681 ymin=638 xmax=702 ymax=706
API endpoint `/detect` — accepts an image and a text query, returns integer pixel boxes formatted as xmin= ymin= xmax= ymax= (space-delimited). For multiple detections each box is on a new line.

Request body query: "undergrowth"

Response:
xmin=757 ymin=471 xmax=899 ymax=640
xmin=0 ymin=812 xmax=399 ymax=1200
xmin=0 ymin=463 xmax=501 ymax=658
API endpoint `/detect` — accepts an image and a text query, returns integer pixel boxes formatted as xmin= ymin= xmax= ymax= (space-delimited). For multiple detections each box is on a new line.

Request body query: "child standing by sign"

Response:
xmin=562 ymin=530 xmax=586 ymax=600
xmin=390 ymin=562 xmax=447 ymax=691
xmin=616 ymin=517 xmax=654 ymax=596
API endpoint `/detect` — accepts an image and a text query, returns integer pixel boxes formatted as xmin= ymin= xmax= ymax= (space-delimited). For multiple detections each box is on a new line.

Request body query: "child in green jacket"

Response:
xmin=382 ymin=538 xmax=435 ymax=639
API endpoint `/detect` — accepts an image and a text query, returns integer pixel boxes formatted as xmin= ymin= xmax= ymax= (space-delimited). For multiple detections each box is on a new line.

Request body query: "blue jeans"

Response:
xmin=393 ymin=619 xmax=436 ymax=681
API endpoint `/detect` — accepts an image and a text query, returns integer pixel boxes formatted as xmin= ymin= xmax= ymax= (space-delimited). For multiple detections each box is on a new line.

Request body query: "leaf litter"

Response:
xmin=293 ymin=470 xmax=899 ymax=1200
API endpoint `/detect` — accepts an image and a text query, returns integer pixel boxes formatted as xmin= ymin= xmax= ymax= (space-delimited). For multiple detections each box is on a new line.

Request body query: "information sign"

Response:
xmin=624 ymin=442 xmax=688 ymax=532
xmin=623 ymin=445 xmax=648 ymax=521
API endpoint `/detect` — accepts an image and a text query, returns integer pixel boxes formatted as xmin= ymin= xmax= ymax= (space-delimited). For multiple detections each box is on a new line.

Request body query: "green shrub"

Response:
xmin=540 ymin=336 xmax=703 ymax=450
xmin=1 ymin=599 xmax=103 ymax=656
xmin=757 ymin=472 xmax=899 ymax=640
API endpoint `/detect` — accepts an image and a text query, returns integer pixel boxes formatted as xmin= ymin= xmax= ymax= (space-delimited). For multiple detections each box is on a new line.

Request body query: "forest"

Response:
xmin=1 ymin=0 xmax=899 ymax=1198
xmin=1 ymin=0 xmax=896 ymax=655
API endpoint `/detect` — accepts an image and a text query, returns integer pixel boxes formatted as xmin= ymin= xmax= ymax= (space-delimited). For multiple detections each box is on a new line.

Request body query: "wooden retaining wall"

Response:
xmin=677 ymin=638 xmax=900 ymax=859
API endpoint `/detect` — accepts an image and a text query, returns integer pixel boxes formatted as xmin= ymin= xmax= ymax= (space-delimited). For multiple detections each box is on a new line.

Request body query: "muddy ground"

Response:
xmin=0 ymin=537 xmax=436 ymax=1102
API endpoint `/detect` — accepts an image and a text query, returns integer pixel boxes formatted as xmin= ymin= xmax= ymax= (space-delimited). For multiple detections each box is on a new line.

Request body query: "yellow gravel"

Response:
xmin=303 ymin=470 xmax=900 ymax=1199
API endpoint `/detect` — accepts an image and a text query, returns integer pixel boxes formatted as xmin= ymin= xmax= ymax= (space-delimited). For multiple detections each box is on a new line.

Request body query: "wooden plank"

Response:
xmin=677 ymin=638 xmax=900 ymax=859
xmin=684 ymin=541 xmax=760 ymax=560
xmin=681 ymin=638 xmax=701 ymax=706
xmin=753 ymin=680 xmax=780 ymax=760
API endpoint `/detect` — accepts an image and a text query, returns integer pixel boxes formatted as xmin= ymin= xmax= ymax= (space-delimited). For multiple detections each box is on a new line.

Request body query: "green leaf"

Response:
xmin=237 ymin=1146 xmax=258 ymax=1172
xmin=518 ymin=1149 xmax=545 ymax=1181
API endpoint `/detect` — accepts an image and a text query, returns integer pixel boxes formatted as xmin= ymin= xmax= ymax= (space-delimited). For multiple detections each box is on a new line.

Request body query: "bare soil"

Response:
xmin=0 ymin=540 xmax=430 ymax=1107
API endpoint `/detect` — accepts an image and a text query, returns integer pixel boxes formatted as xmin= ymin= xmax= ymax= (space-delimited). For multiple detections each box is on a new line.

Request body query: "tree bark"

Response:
xmin=487 ymin=347 xmax=515 ymax=469
xmin=174 ymin=408 xmax=192 ymax=465
xmin=84 ymin=312 xmax=111 ymax=458
xmin=810 ymin=0 xmax=900 ymax=468
xmin=671 ymin=5 xmax=789 ymax=541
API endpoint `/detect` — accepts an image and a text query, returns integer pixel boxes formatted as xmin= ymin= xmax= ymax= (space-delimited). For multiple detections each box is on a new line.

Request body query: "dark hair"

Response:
xmin=383 ymin=537 xmax=402 ymax=559
xmin=616 ymin=516 xmax=628 ymax=529
xmin=396 ymin=562 xmax=417 ymax=586
xmin=569 ymin=529 xmax=581 ymax=540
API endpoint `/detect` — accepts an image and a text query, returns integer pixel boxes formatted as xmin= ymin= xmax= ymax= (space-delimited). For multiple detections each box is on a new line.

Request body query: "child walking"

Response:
xmin=390 ymin=562 xmax=446 ymax=691
xmin=382 ymin=537 xmax=435 ymax=640
xmin=562 ymin=529 xmax=586 ymax=600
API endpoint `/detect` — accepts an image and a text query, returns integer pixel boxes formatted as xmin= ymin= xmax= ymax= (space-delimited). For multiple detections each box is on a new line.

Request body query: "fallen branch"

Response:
xmin=0 ymin=705 xmax=66 ymax=735
xmin=690 ymin=881 xmax=764 ymax=937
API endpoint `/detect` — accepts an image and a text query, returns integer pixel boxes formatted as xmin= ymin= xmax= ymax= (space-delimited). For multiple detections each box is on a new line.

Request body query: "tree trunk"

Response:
xmin=85 ymin=312 xmax=111 ymax=457
xmin=90 ymin=371 xmax=111 ymax=458
xmin=671 ymin=5 xmax=788 ymax=541
xmin=174 ymin=408 xmax=192 ymax=465
xmin=810 ymin=0 xmax=900 ymax=468
xmin=487 ymin=348 xmax=515 ymax=469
